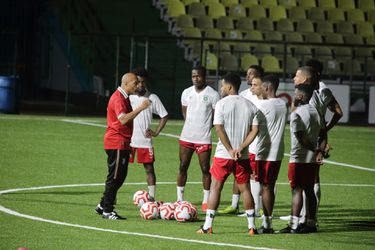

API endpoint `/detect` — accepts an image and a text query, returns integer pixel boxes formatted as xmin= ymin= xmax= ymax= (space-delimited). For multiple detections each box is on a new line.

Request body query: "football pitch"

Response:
xmin=0 ymin=114 xmax=374 ymax=250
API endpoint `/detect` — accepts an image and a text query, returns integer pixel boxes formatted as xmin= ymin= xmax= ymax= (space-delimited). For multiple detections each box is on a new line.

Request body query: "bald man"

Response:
xmin=96 ymin=73 xmax=150 ymax=220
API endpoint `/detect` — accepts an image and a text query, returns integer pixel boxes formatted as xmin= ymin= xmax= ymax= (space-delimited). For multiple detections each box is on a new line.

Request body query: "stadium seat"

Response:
xmin=202 ymin=0 xmax=219 ymax=5
xmin=181 ymin=0 xmax=200 ymax=6
xmin=296 ymin=19 xmax=314 ymax=33
xmin=299 ymin=0 xmax=316 ymax=9
xmin=308 ymin=8 xmax=326 ymax=21
xmin=248 ymin=5 xmax=267 ymax=20
xmin=337 ymin=0 xmax=355 ymax=11
xmin=367 ymin=9 xmax=375 ymax=24
xmin=212 ymin=42 xmax=232 ymax=55
xmin=257 ymin=17 xmax=274 ymax=31
xmin=276 ymin=18 xmax=295 ymax=32
xmin=261 ymin=55 xmax=282 ymax=72
xmin=175 ymin=15 xmax=194 ymax=29
xmin=284 ymin=56 xmax=300 ymax=73
xmin=327 ymin=8 xmax=345 ymax=22
xmin=226 ymin=30 xmax=244 ymax=41
xmin=260 ymin=0 xmax=278 ymax=7
xmin=204 ymin=51 xmax=218 ymax=70
xmin=236 ymin=17 xmax=254 ymax=33
xmin=314 ymin=47 xmax=333 ymax=60
xmin=188 ymin=2 xmax=206 ymax=17
xmin=221 ymin=0 xmax=239 ymax=7
xmin=233 ymin=43 xmax=251 ymax=56
xmin=264 ymin=31 xmax=283 ymax=41
xmin=241 ymin=0 xmax=259 ymax=8
xmin=355 ymin=47 xmax=373 ymax=60
xmin=244 ymin=30 xmax=264 ymax=43
xmin=269 ymin=6 xmax=287 ymax=21
xmin=274 ymin=45 xmax=293 ymax=59
xmin=289 ymin=6 xmax=307 ymax=20
xmin=228 ymin=5 xmax=247 ymax=20
xmin=204 ymin=28 xmax=223 ymax=46
xmin=196 ymin=16 xmax=214 ymax=30
xmin=343 ymin=59 xmax=363 ymax=76
xmin=316 ymin=20 xmax=334 ymax=34
xmin=358 ymin=0 xmax=375 ymax=11
xmin=285 ymin=32 xmax=304 ymax=43
xmin=325 ymin=33 xmax=344 ymax=44
xmin=347 ymin=9 xmax=365 ymax=24
xmin=357 ymin=22 xmax=375 ymax=38
xmin=345 ymin=34 xmax=364 ymax=45
xmin=318 ymin=0 xmax=336 ymax=9
xmin=365 ymin=60 xmax=375 ymax=77
xmin=181 ymin=27 xmax=202 ymax=46
xmin=241 ymin=54 xmax=259 ymax=71
xmin=333 ymin=46 xmax=353 ymax=58
xmin=253 ymin=44 xmax=272 ymax=56
xmin=217 ymin=16 xmax=234 ymax=31
xmin=324 ymin=59 xmax=342 ymax=75
xmin=220 ymin=54 xmax=239 ymax=71
xmin=294 ymin=45 xmax=312 ymax=58
xmin=189 ymin=41 xmax=210 ymax=61
xmin=278 ymin=0 xmax=297 ymax=9
xmin=337 ymin=21 xmax=355 ymax=35
xmin=208 ymin=3 xmax=226 ymax=19
xmin=367 ymin=35 xmax=375 ymax=45
xmin=166 ymin=1 xmax=186 ymax=19
xmin=305 ymin=33 xmax=323 ymax=43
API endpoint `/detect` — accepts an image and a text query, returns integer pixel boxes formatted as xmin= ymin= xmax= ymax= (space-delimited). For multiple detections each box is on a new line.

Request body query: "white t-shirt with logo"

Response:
xmin=213 ymin=95 xmax=259 ymax=160
xmin=310 ymin=81 xmax=335 ymax=121
xmin=130 ymin=93 xmax=168 ymax=148
xmin=289 ymin=104 xmax=321 ymax=163
xmin=256 ymin=98 xmax=288 ymax=161
xmin=180 ymin=85 xmax=220 ymax=144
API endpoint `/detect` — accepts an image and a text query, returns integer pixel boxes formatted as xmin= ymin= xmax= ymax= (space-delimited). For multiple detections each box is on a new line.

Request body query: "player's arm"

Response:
xmin=215 ymin=124 xmax=236 ymax=159
xmin=181 ymin=105 xmax=187 ymax=120
xmin=294 ymin=131 xmax=316 ymax=152
xmin=118 ymin=99 xmax=151 ymax=125
xmin=325 ymin=99 xmax=343 ymax=131
xmin=147 ymin=115 xmax=169 ymax=137
xmin=238 ymin=124 xmax=259 ymax=156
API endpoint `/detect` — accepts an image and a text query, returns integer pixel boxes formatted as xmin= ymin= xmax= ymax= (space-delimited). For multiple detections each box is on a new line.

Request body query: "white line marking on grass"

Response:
xmin=0 ymin=184 xmax=281 ymax=250
xmin=62 ymin=119 xmax=375 ymax=173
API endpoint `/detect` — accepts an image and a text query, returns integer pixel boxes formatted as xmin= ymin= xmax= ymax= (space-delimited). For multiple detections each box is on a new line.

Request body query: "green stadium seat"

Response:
xmin=314 ymin=46 xmax=333 ymax=60
xmin=269 ymin=6 xmax=287 ymax=21
xmin=324 ymin=59 xmax=342 ymax=75
xmin=279 ymin=0 xmax=297 ymax=9
xmin=316 ymin=20 xmax=334 ymax=34
xmin=204 ymin=51 xmax=218 ymax=70
xmin=337 ymin=0 xmax=355 ymax=10
xmin=236 ymin=17 xmax=254 ymax=32
xmin=208 ymin=3 xmax=226 ymax=19
xmin=226 ymin=30 xmax=244 ymax=42
xmin=274 ymin=45 xmax=293 ymax=59
xmin=261 ymin=55 xmax=282 ymax=72
xmin=294 ymin=45 xmax=313 ymax=58
xmin=368 ymin=9 xmax=375 ymax=24
xmin=285 ymin=32 xmax=304 ymax=43
xmin=181 ymin=27 xmax=202 ymax=46
xmin=333 ymin=46 xmax=353 ymax=58
xmin=327 ymin=8 xmax=345 ymax=22
xmin=166 ymin=1 xmax=186 ymax=19
xmin=305 ymin=33 xmax=323 ymax=43
xmin=188 ymin=2 xmax=206 ymax=17
xmin=204 ymin=28 xmax=223 ymax=46
xmin=347 ymin=9 xmax=366 ymax=24
xmin=296 ymin=19 xmax=314 ymax=33
xmin=175 ymin=14 xmax=194 ymax=29
xmin=253 ymin=44 xmax=272 ymax=56
xmin=264 ymin=31 xmax=283 ymax=41
xmin=244 ymin=30 xmax=264 ymax=42
xmin=220 ymin=54 xmax=239 ymax=71
xmin=308 ymin=8 xmax=326 ymax=21
xmin=355 ymin=47 xmax=373 ymax=60
xmin=241 ymin=54 xmax=259 ymax=71
xmin=284 ymin=56 xmax=300 ymax=73
xmin=318 ymin=0 xmax=336 ymax=9
xmin=289 ymin=6 xmax=307 ymax=20
xmin=196 ymin=16 xmax=214 ymax=30
xmin=276 ymin=18 xmax=295 ymax=32
xmin=357 ymin=22 xmax=375 ymax=38
xmin=228 ymin=4 xmax=247 ymax=20
xmin=181 ymin=0 xmax=200 ymax=6
xmin=365 ymin=60 xmax=375 ymax=76
xmin=241 ymin=0 xmax=259 ymax=8
xmin=189 ymin=41 xmax=210 ymax=61
xmin=260 ymin=0 xmax=278 ymax=7
xmin=217 ymin=16 xmax=234 ymax=31
xmin=367 ymin=35 xmax=375 ymax=45
xmin=257 ymin=17 xmax=275 ymax=31
xmin=213 ymin=42 xmax=232 ymax=55
xmin=345 ymin=34 xmax=365 ymax=45
xmin=233 ymin=43 xmax=251 ymax=56
xmin=248 ymin=5 xmax=267 ymax=20
xmin=202 ymin=0 xmax=220 ymax=5
xmin=222 ymin=0 xmax=240 ymax=7
xmin=325 ymin=33 xmax=344 ymax=44
xmin=358 ymin=0 xmax=375 ymax=11
xmin=343 ymin=59 xmax=363 ymax=76
xmin=337 ymin=21 xmax=355 ymax=35
xmin=299 ymin=0 xmax=316 ymax=9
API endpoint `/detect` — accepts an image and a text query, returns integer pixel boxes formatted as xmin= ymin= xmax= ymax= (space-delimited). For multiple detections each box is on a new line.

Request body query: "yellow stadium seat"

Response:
xmin=308 ymin=8 xmax=326 ymax=21
xmin=244 ymin=30 xmax=264 ymax=42
xmin=324 ymin=59 xmax=342 ymax=75
xmin=196 ymin=16 xmax=214 ymax=30
xmin=212 ymin=42 xmax=232 ymax=55
xmin=222 ymin=0 xmax=239 ymax=7
xmin=260 ymin=0 xmax=278 ymax=7
xmin=264 ymin=31 xmax=283 ymax=41
xmin=166 ymin=1 xmax=186 ymax=19
xmin=296 ymin=19 xmax=314 ymax=33
xmin=294 ymin=45 xmax=312 ymax=58
xmin=208 ymin=3 xmax=226 ymax=19
xmin=337 ymin=21 xmax=355 ymax=35
xmin=279 ymin=0 xmax=297 ymax=9
xmin=257 ymin=17 xmax=274 ymax=31
xmin=248 ymin=5 xmax=267 ymax=20
xmin=325 ymin=33 xmax=344 ymax=44
xmin=175 ymin=14 xmax=194 ymax=29
xmin=299 ymin=0 xmax=316 ymax=9
xmin=226 ymin=30 xmax=244 ymax=45
xmin=269 ymin=6 xmax=287 ymax=21
xmin=217 ymin=16 xmax=234 ymax=31
xmin=358 ymin=0 xmax=375 ymax=11
xmin=253 ymin=44 xmax=272 ymax=56
xmin=284 ymin=57 xmax=300 ymax=73
xmin=220 ymin=54 xmax=239 ymax=71
xmin=357 ymin=22 xmax=375 ymax=38
xmin=261 ymin=55 xmax=282 ymax=72
xmin=367 ymin=35 xmax=375 ymax=45
xmin=345 ymin=34 xmax=364 ymax=45
xmin=189 ymin=41 xmax=210 ymax=61
xmin=347 ymin=9 xmax=365 ymax=24
xmin=305 ymin=33 xmax=323 ymax=43
xmin=204 ymin=28 xmax=223 ymax=39
xmin=233 ymin=43 xmax=251 ymax=56
xmin=318 ymin=0 xmax=336 ymax=9
xmin=236 ymin=17 xmax=254 ymax=32
xmin=327 ymin=8 xmax=345 ymax=22
xmin=337 ymin=0 xmax=355 ymax=10
xmin=202 ymin=0 xmax=219 ymax=5
xmin=181 ymin=28 xmax=202 ymax=48
xmin=181 ymin=0 xmax=200 ymax=6
xmin=274 ymin=45 xmax=293 ymax=59
xmin=241 ymin=54 xmax=259 ymax=71
xmin=204 ymin=51 xmax=218 ymax=70
xmin=188 ymin=2 xmax=206 ymax=17
xmin=276 ymin=18 xmax=295 ymax=32
xmin=316 ymin=21 xmax=334 ymax=34
xmin=314 ymin=47 xmax=333 ymax=60
xmin=285 ymin=32 xmax=304 ymax=43
xmin=241 ymin=0 xmax=259 ymax=8
xmin=289 ymin=6 xmax=307 ymax=20
xmin=228 ymin=4 xmax=247 ymax=20
xmin=368 ymin=9 xmax=375 ymax=24
xmin=333 ymin=47 xmax=352 ymax=58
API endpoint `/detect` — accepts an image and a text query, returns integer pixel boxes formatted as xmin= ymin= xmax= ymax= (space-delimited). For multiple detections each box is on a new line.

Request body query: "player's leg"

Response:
xmin=314 ymin=165 xmax=321 ymax=214
xmin=304 ymin=185 xmax=317 ymax=232
xmin=218 ymin=180 xmax=240 ymax=214
xmin=144 ymin=163 xmax=156 ymax=199
xmin=197 ymin=148 xmax=212 ymax=211
xmin=249 ymin=154 xmax=262 ymax=216
xmin=176 ymin=144 xmax=194 ymax=201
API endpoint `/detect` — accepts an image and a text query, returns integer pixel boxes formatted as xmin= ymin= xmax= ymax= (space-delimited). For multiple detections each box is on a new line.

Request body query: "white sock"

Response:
xmin=203 ymin=209 xmax=215 ymax=230
xmin=250 ymin=180 xmax=261 ymax=215
xmin=148 ymin=185 xmax=155 ymax=199
xmin=177 ymin=186 xmax=184 ymax=201
xmin=262 ymin=216 xmax=272 ymax=229
xmin=202 ymin=189 xmax=210 ymax=203
xmin=314 ymin=183 xmax=321 ymax=211
xmin=231 ymin=194 xmax=240 ymax=208
xmin=290 ymin=215 xmax=299 ymax=230
xmin=246 ymin=209 xmax=256 ymax=229
xmin=300 ymin=191 xmax=307 ymax=223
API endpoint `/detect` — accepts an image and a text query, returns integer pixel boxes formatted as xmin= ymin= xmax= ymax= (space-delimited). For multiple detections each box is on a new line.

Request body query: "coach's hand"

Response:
xmin=140 ymin=99 xmax=151 ymax=110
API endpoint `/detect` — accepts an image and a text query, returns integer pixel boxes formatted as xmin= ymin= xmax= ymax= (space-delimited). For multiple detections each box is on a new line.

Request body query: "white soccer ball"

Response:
xmin=190 ymin=204 xmax=198 ymax=221
xmin=159 ymin=202 xmax=175 ymax=220
xmin=140 ymin=202 xmax=159 ymax=220
xmin=174 ymin=202 xmax=192 ymax=222
xmin=133 ymin=190 xmax=151 ymax=207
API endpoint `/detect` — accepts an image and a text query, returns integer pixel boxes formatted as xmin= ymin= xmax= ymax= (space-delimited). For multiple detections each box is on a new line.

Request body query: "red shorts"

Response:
xmin=210 ymin=157 xmax=251 ymax=184
xmin=249 ymin=153 xmax=258 ymax=181
xmin=288 ymin=163 xmax=318 ymax=189
xmin=130 ymin=147 xmax=155 ymax=164
xmin=179 ymin=140 xmax=212 ymax=154
xmin=257 ymin=160 xmax=281 ymax=185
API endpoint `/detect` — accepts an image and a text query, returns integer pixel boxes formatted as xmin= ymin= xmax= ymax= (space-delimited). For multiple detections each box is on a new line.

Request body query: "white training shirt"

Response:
xmin=310 ymin=81 xmax=335 ymax=121
xmin=130 ymin=93 xmax=168 ymax=148
xmin=289 ymin=104 xmax=321 ymax=163
xmin=256 ymin=98 xmax=288 ymax=161
xmin=180 ymin=85 xmax=220 ymax=144
xmin=213 ymin=95 xmax=259 ymax=160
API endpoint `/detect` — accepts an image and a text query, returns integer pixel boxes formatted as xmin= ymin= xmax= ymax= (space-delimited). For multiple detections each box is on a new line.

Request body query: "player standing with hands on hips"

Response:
xmin=95 ymin=73 xmax=150 ymax=220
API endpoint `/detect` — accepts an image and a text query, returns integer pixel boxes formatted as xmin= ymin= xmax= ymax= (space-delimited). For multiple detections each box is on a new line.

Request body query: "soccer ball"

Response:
xmin=190 ymin=204 xmax=198 ymax=221
xmin=140 ymin=202 xmax=159 ymax=220
xmin=133 ymin=190 xmax=151 ymax=207
xmin=174 ymin=202 xmax=193 ymax=222
xmin=159 ymin=202 xmax=175 ymax=220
